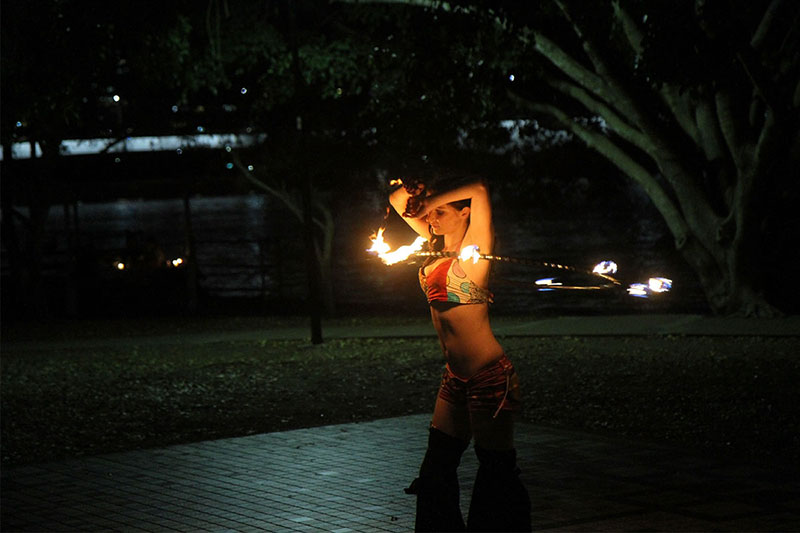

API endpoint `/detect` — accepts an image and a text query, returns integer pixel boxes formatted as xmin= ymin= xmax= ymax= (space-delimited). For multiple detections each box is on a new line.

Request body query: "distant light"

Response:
xmin=225 ymin=145 xmax=232 ymax=152
xmin=247 ymin=165 xmax=254 ymax=171
xmin=226 ymin=162 xmax=234 ymax=169
xmin=508 ymin=74 xmax=515 ymax=82
xmin=197 ymin=126 xmax=205 ymax=133
xmin=112 ymin=94 xmax=121 ymax=102
xmin=171 ymin=258 xmax=184 ymax=267
xmin=115 ymin=261 xmax=126 ymax=271
xmin=176 ymin=148 xmax=183 ymax=155
xmin=240 ymin=87 xmax=248 ymax=94
xmin=114 ymin=157 xmax=121 ymax=163
xmin=15 ymin=121 xmax=22 ymax=128
xmin=171 ymin=105 xmax=179 ymax=113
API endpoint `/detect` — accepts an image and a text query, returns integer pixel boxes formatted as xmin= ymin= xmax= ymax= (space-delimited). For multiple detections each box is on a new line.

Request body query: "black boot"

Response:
xmin=467 ymin=446 xmax=531 ymax=532
xmin=405 ymin=427 xmax=470 ymax=532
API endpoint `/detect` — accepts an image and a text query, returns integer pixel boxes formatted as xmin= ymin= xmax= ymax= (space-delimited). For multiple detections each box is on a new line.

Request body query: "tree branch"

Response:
xmin=511 ymin=95 xmax=690 ymax=248
xmin=694 ymin=93 xmax=729 ymax=163
xmin=531 ymin=32 xmax=617 ymax=106
xmin=552 ymin=0 xmax=725 ymax=236
xmin=751 ymin=0 xmax=784 ymax=50
xmin=611 ymin=0 xmax=644 ymax=55
xmin=231 ymin=155 xmax=304 ymax=222
xmin=535 ymin=80 xmax=653 ymax=154
xmin=659 ymin=85 xmax=702 ymax=146
xmin=715 ymin=91 xmax=752 ymax=169
xmin=612 ymin=0 xmax=702 ymax=144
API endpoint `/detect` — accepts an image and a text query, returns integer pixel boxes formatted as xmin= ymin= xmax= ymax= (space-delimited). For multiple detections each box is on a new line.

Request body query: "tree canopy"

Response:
xmin=3 ymin=0 xmax=797 ymax=316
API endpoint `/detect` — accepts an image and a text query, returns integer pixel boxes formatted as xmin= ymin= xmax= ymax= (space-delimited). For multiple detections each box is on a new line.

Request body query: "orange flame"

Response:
xmin=367 ymin=228 xmax=427 ymax=265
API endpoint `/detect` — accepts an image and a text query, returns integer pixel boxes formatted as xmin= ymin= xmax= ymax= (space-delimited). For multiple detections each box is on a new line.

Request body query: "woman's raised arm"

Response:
xmin=390 ymin=184 xmax=432 ymax=240
xmin=420 ymin=181 xmax=493 ymax=254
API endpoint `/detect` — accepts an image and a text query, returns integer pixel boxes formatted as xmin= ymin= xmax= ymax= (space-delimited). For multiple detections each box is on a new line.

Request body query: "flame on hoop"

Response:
xmin=459 ymin=245 xmax=481 ymax=264
xmin=648 ymin=277 xmax=672 ymax=293
xmin=593 ymin=260 xmax=618 ymax=275
xmin=535 ymin=277 xmax=562 ymax=291
xmin=627 ymin=277 xmax=673 ymax=298
xmin=389 ymin=178 xmax=403 ymax=186
xmin=367 ymin=228 xmax=427 ymax=265
xmin=535 ymin=277 xmax=561 ymax=286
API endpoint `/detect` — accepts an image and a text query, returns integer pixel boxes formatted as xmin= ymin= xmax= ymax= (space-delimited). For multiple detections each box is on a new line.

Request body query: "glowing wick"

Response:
xmin=627 ymin=283 xmax=648 ymax=297
xmin=627 ymin=277 xmax=673 ymax=298
xmin=535 ymin=278 xmax=562 ymax=286
xmin=459 ymin=245 xmax=481 ymax=264
xmin=648 ymin=277 xmax=672 ymax=293
xmin=593 ymin=260 xmax=618 ymax=275
xmin=367 ymin=228 xmax=427 ymax=265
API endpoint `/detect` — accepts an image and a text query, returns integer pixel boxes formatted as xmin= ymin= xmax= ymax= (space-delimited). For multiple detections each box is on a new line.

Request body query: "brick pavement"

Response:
xmin=2 ymin=414 xmax=799 ymax=532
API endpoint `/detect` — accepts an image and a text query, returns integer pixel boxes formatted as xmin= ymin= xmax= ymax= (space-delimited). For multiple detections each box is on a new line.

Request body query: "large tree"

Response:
xmin=338 ymin=0 xmax=799 ymax=316
xmin=167 ymin=0 xmax=517 ymax=315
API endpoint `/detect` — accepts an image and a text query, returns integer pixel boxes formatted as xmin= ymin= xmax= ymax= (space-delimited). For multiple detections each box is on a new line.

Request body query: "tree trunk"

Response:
xmin=313 ymin=201 xmax=337 ymax=317
xmin=679 ymin=228 xmax=779 ymax=317
xmin=183 ymin=193 xmax=199 ymax=314
xmin=0 ymin=146 xmax=26 ymax=319
xmin=25 ymin=141 xmax=53 ymax=319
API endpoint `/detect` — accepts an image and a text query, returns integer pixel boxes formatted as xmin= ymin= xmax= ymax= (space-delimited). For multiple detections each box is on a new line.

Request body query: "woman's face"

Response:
xmin=426 ymin=204 xmax=469 ymax=235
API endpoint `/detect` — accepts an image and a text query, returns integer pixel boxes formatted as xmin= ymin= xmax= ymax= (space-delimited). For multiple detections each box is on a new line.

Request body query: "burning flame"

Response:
xmin=648 ymin=277 xmax=672 ymax=293
xmin=535 ymin=277 xmax=562 ymax=291
xmin=389 ymin=178 xmax=403 ymax=186
xmin=367 ymin=228 xmax=427 ymax=265
xmin=627 ymin=277 xmax=673 ymax=298
xmin=593 ymin=260 xmax=618 ymax=275
xmin=627 ymin=283 xmax=649 ymax=297
xmin=535 ymin=277 xmax=562 ymax=286
xmin=459 ymin=245 xmax=481 ymax=264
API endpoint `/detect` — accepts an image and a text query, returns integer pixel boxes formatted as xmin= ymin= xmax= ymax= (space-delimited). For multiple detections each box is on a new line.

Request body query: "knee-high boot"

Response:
xmin=467 ymin=446 xmax=531 ymax=532
xmin=404 ymin=427 xmax=470 ymax=532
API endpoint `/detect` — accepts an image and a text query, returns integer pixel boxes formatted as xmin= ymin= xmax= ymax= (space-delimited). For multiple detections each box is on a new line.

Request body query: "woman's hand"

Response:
xmin=403 ymin=195 xmax=428 ymax=218
xmin=402 ymin=178 xmax=426 ymax=197
xmin=400 ymin=179 xmax=430 ymax=218
xmin=390 ymin=178 xmax=433 ymax=240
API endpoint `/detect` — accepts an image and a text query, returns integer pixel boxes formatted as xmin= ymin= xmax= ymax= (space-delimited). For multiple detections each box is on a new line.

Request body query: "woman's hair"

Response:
xmin=419 ymin=173 xmax=477 ymax=252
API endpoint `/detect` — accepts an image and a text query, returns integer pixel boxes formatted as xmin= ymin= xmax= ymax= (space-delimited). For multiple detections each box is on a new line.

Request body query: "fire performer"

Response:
xmin=391 ymin=176 xmax=531 ymax=532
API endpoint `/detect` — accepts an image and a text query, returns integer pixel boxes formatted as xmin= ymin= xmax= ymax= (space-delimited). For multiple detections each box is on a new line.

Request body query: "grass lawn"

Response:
xmin=2 ymin=316 xmax=799 ymax=472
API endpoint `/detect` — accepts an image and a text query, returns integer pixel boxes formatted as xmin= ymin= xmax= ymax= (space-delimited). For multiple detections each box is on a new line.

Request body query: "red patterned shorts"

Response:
xmin=437 ymin=354 xmax=521 ymax=418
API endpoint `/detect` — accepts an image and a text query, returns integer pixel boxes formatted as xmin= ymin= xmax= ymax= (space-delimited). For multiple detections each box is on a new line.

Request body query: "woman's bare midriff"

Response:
xmin=430 ymin=303 xmax=504 ymax=378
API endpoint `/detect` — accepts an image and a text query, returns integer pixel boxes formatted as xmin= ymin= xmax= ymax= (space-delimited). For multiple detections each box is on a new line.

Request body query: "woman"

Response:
xmin=390 ymin=177 xmax=531 ymax=532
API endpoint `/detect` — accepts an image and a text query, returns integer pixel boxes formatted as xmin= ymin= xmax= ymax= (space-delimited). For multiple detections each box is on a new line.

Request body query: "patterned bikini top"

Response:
xmin=419 ymin=258 xmax=493 ymax=305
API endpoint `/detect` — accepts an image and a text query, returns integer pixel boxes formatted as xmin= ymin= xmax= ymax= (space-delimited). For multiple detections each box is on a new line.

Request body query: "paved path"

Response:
xmin=2 ymin=414 xmax=799 ymax=532
xmin=3 ymin=316 xmax=799 ymax=531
